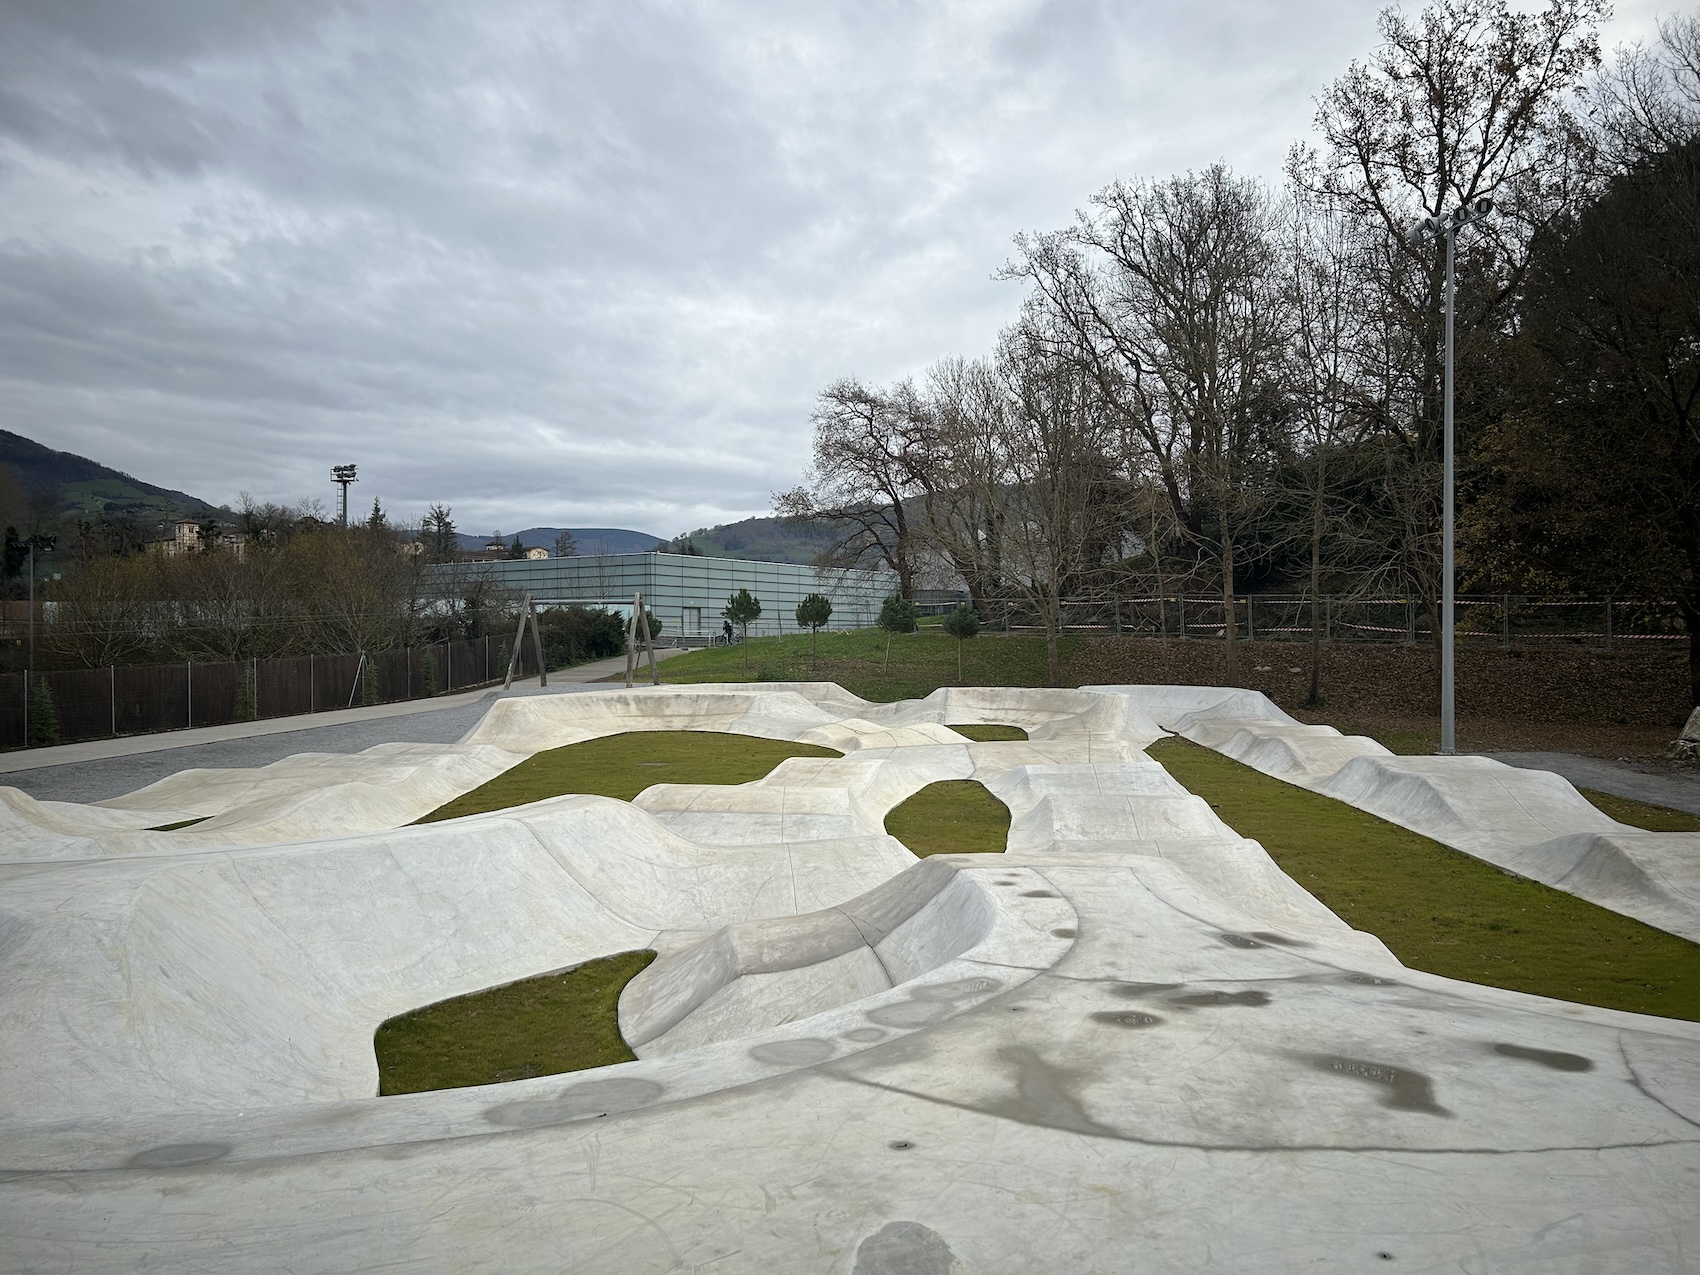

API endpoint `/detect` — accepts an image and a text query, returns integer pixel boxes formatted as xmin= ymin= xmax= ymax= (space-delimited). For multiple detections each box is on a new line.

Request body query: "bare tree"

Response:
xmin=1288 ymin=0 xmax=1607 ymax=635
xmin=775 ymin=378 xmax=929 ymax=596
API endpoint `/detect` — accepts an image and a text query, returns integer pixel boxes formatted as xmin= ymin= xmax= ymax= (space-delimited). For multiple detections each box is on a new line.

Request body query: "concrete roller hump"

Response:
xmin=1 ymin=682 xmax=1696 ymax=1273
xmin=1090 ymin=682 xmax=1700 ymax=943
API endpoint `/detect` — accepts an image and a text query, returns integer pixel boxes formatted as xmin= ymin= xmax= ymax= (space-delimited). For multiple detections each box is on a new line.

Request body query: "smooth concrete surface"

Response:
xmin=1 ymin=683 xmax=1696 ymax=1273
xmin=1491 ymin=750 xmax=1700 ymax=818
xmin=1105 ymin=684 xmax=1700 ymax=943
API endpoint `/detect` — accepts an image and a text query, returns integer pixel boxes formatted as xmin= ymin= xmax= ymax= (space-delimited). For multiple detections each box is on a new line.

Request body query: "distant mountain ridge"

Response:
xmin=459 ymin=527 xmax=665 ymax=555
xmin=0 ymin=430 xmax=222 ymax=523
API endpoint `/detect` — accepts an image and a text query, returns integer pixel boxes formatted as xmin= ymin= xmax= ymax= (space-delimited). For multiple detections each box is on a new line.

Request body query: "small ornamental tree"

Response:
xmin=941 ymin=603 xmax=981 ymax=683
xmin=27 ymin=676 xmax=59 ymax=747
xmin=877 ymin=595 xmax=920 ymax=671
xmin=722 ymin=588 xmax=762 ymax=670
xmin=795 ymin=593 xmax=833 ymax=660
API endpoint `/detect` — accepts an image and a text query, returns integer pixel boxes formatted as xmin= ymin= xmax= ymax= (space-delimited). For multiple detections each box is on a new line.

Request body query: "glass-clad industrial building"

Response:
xmin=427 ymin=552 xmax=894 ymax=639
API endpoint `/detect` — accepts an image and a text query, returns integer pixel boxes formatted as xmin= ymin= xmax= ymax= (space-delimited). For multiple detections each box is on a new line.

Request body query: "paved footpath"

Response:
xmin=0 ymin=649 xmax=686 ymax=805
xmin=1490 ymin=750 xmax=1700 ymax=817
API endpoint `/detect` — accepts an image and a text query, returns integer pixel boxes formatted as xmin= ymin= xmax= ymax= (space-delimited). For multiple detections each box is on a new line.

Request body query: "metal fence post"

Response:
xmin=309 ymin=653 xmax=316 ymax=713
xmin=1246 ymin=596 xmax=1255 ymax=641
xmin=1604 ymin=595 xmax=1614 ymax=653
xmin=1501 ymin=595 xmax=1511 ymax=651
xmin=186 ymin=661 xmax=192 ymax=729
xmin=445 ymin=642 xmax=452 ymax=692
xmin=110 ymin=665 xmax=116 ymax=737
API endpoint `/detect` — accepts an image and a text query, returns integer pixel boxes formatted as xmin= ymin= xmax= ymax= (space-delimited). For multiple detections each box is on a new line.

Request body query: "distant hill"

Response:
xmin=678 ymin=515 xmax=838 ymax=565
xmin=0 ymin=430 xmax=222 ymax=524
xmin=458 ymin=527 xmax=666 ymax=556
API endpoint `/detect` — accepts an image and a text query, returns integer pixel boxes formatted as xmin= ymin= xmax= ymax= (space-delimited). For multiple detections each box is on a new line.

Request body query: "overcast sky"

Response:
xmin=0 ymin=0 xmax=1666 ymax=538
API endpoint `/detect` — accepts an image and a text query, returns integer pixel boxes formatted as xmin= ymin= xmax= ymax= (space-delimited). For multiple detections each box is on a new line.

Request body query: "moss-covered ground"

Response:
xmin=418 ymin=730 xmax=842 ymax=822
xmin=1148 ymin=737 xmax=1700 ymax=1021
xmin=374 ymin=950 xmax=656 ymax=1094
xmin=884 ymin=780 xmax=1011 ymax=857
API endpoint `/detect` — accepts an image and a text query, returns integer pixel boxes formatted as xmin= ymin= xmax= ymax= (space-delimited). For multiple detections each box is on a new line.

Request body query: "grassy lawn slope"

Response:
xmin=419 ymin=730 xmax=842 ymax=821
xmin=884 ymin=780 xmax=1011 ymax=857
xmin=375 ymin=951 xmax=656 ymax=1094
xmin=1148 ymin=736 xmax=1700 ymax=1022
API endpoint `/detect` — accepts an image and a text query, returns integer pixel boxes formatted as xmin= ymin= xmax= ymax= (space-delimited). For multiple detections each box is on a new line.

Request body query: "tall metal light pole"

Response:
xmin=1407 ymin=197 xmax=1492 ymax=756
xmin=332 ymin=464 xmax=359 ymax=526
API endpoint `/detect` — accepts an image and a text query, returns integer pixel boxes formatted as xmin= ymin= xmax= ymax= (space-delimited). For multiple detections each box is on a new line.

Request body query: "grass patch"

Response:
xmin=636 ymin=628 xmax=1082 ymax=702
xmin=147 ymin=816 xmax=210 ymax=831
xmin=1579 ymin=788 xmax=1700 ymax=832
xmin=949 ymin=724 xmax=1029 ymax=742
xmin=884 ymin=780 xmax=1011 ymax=857
xmin=419 ymin=730 xmax=843 ymax=821
xmin=1148 ymin=737 xmax=1700 ymax=1021
xmin=375 ymin=950 xmax=656 ymax=1095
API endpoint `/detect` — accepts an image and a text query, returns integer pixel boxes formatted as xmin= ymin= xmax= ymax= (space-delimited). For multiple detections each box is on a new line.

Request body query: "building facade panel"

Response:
xmin=425 ymin=553 xmax=892 ymax=638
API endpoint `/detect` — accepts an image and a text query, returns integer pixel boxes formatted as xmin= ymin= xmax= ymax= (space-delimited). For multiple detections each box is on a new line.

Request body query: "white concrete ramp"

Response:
xmin=1096 ymin=683 xmax=1700 ymax=943
xmin=1 ymin=682 xmax=1695 ymax=1272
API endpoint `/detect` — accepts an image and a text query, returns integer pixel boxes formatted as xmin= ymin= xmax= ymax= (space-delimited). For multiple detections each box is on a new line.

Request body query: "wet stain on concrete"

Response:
xmin=749 ymin=1038 xmax=835 ymax=1066
xmin=867 ymin=1000 xmax=954 ymax=1028
xmin=912 ymin=978 xmax=1002 ymax=1002
xmin=1344 ymin=974 xmax=1400 ymax=986
xmin=843 ymin=1027 xmax=888 ymax=1043
xmin=1218 ymin=933 xmax=1262 ymax=949
xmin=126 ymin=1142 xmax=231 ymax=1169
xmin=983 ymin=1045 xmax=1118 ymax=1138
xmin=1247 ymin=931 xmax=1309 ymax=947
xmin=1051 ymin=927 xmax=1077 ymax=938
xmin=852 ymin=1220 xmax=964 ymax=1274
xmin=1090 ymin=1010 xmax=1163 ymax=1028
xmin=1493 ymin=1042 xmax=1593 ymax=1072
xmin=1109 ymin=982 xmax=1183 ymax=999
xmin=1020 ymin=890 xmax=1059 ymax=898
xmin=485 ymin=1077 xmax=665 ymax=1128
xmin=1169 ymin=990 xmax=1271 ymax=1009
xmin=1307 ymin=1055 xmax=1450 ymax=1116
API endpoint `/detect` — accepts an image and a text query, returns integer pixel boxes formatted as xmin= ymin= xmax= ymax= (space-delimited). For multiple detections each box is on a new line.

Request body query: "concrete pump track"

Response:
xmin=1 ymin=683 xmax=1696 ymax=1273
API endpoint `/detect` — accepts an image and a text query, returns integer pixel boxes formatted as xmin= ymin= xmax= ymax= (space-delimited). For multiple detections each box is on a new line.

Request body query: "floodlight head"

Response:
xmin=1406 ymin=219 xmax=1436 ymax=245
xmin=1474 ymin=196 xmax=1493 ymax=216
xmin=331 ymin=464 xmax=358 ymax=482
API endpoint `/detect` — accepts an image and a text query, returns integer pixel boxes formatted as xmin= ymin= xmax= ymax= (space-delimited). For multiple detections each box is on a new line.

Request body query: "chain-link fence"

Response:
xmin=981 ymin=594 xmax=1685 ymax=647
xmin=1 ymin=634 xmax=539 ymax=750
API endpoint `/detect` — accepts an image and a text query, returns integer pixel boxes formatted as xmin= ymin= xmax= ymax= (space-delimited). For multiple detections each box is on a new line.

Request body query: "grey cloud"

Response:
xmin=0 ymin=0 xmax=1653 ymax=533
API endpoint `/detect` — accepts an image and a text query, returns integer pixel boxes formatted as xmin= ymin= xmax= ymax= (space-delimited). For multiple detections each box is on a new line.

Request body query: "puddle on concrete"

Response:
xmin=1090 ymin=1011 xmax=1163 ymax=1028
xmin=1020 ymin=890 xmax=1059 ymax=898
xmin=1344 ymin=974 xmax=1400 ymax=987
xmin=843 ymin=1027 xmax=887 ymax=1043
xmin=1051 ymin=928 xmax=1077 ymax=938
xmin=1306 ymin=1054 xmax=1449 ymax=1116
xmin=1493 ymin=1042 xmax=1593 ymax=1072
xmin=749 ymin=1038 xmax=835 ymax=1066
xmin=1169 ymin=990 xmax=1271 ymax=1009
xmin=1218 ymin=933 xmax=1262 ymax=949
xmin=127 ymin=1142 xmax=231 ymax=1169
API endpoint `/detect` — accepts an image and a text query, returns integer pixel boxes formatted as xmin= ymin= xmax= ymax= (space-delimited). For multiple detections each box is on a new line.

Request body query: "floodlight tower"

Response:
xmin=1406 ymin=196 xmax=1493 ymax=757
xmin=332 ymin=464 xmax=359 ymax=526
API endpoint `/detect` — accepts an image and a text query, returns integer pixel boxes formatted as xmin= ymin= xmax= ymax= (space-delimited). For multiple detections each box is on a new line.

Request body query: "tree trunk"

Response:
xmin=1681 ymin=596 xmax=1700 ymax=708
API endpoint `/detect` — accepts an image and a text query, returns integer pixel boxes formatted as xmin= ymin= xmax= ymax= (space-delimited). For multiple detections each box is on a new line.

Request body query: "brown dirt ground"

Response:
xmin=1063 ymin=635 xmax=1691 ymax=761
